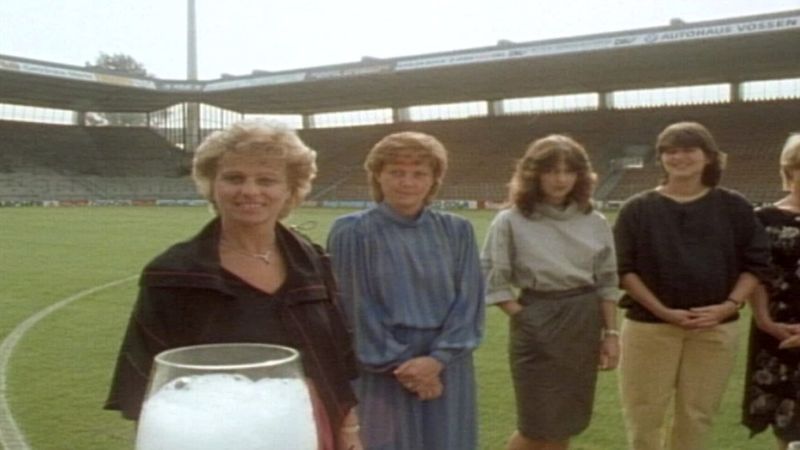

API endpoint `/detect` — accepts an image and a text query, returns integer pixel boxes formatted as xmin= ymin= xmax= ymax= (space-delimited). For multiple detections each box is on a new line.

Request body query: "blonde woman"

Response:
xmin=743 ymin=134 xmax=800 ymax=450
xmin=106 ymin=121 xmax=361 ymax=450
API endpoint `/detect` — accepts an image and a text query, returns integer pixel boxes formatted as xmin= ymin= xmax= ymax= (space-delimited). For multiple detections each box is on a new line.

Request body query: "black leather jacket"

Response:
xmin=104 ymin=218 xmax=358 ymax=431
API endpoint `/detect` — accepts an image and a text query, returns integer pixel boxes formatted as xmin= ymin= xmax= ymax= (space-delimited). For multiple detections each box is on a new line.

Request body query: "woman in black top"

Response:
xmin=105 ymin=121 xmax=362 ymax=450
xmin=614 ymin=122 xmax=770 ymax=450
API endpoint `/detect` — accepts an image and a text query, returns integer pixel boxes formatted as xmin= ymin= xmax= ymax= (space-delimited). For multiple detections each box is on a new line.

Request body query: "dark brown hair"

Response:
xmin=508 ymin=134 xmax=596 ymax=216
xmin=656 ymin=121 xmax=726 ymax=187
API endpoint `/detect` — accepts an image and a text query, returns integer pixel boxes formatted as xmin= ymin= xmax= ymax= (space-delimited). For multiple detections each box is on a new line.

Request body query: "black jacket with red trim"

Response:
xmin=104 ymin=218 xmax=358 ymax=431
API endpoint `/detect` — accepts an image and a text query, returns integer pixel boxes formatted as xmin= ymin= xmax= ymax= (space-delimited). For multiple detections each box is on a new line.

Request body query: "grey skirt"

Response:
xmin=509 ymin=286 xmax=603 ymax=440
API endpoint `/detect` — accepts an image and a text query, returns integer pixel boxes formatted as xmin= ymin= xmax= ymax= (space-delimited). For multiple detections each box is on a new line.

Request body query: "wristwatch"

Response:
xmin=725 ymin=298 xmax=745 ymax=310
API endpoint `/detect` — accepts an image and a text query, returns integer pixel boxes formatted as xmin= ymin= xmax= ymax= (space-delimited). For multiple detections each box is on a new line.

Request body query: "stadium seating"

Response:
xmin=602 ymin=101 xmax=796 ymax=204
xmin=0 ymin=121 xmax=196 ymax=201
xmin=301 ymin=113 xmax=618 ymax=202
xmin=301 ymin=101 xmax=797 ymax=204
xmin=0 ymin=100 xmax=796 ymax=205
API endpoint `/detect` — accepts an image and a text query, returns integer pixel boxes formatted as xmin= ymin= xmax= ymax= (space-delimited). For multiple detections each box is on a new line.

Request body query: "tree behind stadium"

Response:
xmin=85 ymin=52 xmax=151 ymax=126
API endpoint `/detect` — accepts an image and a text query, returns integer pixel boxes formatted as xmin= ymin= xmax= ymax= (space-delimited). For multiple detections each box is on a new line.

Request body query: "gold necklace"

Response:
xmin=220 ymin=241 xmax=274 ymax=264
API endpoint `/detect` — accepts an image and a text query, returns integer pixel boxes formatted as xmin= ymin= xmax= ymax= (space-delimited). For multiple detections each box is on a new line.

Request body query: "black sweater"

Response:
xmin=613 ymin=188 xmax=771 ymax=323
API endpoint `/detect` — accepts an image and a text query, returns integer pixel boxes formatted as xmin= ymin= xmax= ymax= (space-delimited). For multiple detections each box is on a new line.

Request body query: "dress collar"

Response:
xmin=530 ymin=202 xmax=582 ymax=221
xmin=376 ymin=202 xmax=430 ymax=227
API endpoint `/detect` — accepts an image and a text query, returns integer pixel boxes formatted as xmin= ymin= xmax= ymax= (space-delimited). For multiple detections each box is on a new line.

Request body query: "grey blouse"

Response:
xmin=481 ymin=203 xmax=620 ymax=305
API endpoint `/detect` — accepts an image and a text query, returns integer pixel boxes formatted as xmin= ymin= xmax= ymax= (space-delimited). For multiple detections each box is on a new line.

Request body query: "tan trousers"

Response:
xmin=619 ymin=319 xmax=739 ymax=450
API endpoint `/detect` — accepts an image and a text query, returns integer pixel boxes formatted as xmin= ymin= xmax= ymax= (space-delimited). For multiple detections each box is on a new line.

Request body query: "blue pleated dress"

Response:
xmin=327 ymin=203 xmax=485 ymax=450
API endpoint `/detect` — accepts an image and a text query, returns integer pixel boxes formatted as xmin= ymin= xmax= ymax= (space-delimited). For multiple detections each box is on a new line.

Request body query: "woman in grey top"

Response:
xmin=482 ymin=134 xmax=620 ymax=450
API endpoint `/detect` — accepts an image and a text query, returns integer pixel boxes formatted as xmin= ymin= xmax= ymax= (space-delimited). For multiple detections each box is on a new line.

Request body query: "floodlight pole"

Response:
xmin=188 ymin=0 xmax=198 ymax=81
xmin=185 ymin=0 xmax=201 ymax=151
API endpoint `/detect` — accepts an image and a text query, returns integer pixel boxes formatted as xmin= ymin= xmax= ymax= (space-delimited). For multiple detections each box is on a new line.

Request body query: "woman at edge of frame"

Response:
xmin=742 ymin=133 xmax=800 ymax=450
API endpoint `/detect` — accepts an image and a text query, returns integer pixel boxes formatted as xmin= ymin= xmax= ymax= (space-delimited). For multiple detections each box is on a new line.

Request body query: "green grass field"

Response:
xmin=0 ymin=206 xmax=775 ymax=449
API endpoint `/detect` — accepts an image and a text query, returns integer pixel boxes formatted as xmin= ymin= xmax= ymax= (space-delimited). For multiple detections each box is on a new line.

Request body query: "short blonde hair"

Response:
xmin=192 ymin=120 xmax=317 ymax=219
xmin=364 ymin=131 xmax=448 ymax=204
xmin=780 ymin=134 xmax=800 ymax=191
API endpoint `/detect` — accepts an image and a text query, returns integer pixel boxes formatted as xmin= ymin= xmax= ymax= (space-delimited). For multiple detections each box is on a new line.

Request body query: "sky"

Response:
xmin=1 ymin=0 xmax=798 ymax=81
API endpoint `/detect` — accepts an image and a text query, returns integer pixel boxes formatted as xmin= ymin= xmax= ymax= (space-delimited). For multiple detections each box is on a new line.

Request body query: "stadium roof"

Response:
xmin=1 ymin=9 xmax=798 ymax=114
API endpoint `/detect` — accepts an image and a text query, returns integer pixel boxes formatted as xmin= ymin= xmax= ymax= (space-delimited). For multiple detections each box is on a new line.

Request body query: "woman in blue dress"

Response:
xmin=327 ymin=131 xmax=485 ymax=450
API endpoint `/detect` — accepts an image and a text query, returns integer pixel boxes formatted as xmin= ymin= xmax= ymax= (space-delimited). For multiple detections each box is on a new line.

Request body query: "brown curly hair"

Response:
xmin=508 ymin=134 xmax=596 ymax=216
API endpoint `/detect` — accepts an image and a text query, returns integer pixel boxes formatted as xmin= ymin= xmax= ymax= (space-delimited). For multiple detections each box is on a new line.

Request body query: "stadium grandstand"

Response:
xmin=0 ymin=8 xmax=798 ymax=207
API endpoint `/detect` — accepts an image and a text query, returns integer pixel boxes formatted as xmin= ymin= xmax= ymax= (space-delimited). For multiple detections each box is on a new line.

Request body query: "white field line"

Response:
xmin=0 ymin=275 xmax=137 ymax=450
